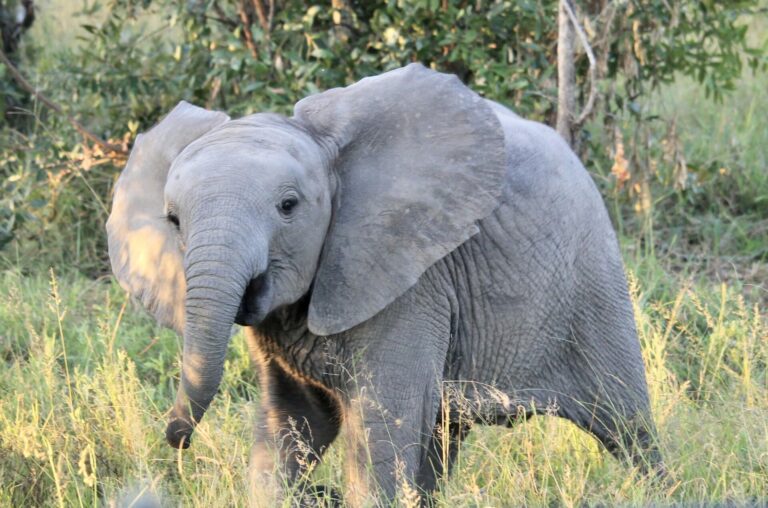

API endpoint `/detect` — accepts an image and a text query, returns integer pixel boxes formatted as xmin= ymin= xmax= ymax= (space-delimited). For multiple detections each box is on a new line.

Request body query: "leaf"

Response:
xmin=611 ymin=131 xmax=631 ymax=190
xmin=310 ymin=47 xmax=334 ymax=59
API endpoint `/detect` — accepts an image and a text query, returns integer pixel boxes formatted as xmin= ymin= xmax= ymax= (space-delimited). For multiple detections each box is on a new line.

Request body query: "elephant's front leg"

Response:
xmin=340 ymin=298 xmax=451 ymax=504
xmin=248 ymin=355 xmax=341 ymax=506
xmin=343 ymin=388 xmax=436 ymax=503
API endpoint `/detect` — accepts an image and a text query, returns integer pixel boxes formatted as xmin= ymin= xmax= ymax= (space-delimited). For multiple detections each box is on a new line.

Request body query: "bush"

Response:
xmin=0 ymin=0 xmax=765 ymax=273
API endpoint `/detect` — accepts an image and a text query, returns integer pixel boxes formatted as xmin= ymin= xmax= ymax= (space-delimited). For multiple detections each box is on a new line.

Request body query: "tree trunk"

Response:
xmin=556 ymin=0 xmax=576 ymax=147
xmin=0 ymin=0 xmax=35 ymax=55
xmin=0 ymin=0 xmax=35 ymax=127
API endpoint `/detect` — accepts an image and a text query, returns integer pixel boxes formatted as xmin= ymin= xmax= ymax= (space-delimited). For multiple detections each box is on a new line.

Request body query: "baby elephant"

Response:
xmin=107 ymin=64 xmax=662 ymax=504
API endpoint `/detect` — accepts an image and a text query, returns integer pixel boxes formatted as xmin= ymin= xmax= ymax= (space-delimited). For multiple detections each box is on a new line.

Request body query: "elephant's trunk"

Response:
xmin=166 ymin=215 xmax=264 ymax=449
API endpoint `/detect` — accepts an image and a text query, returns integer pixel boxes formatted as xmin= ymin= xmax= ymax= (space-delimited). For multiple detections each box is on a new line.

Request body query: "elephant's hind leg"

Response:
xmin=562 ymin=269 xmax=666 ymax=478
xmin=558 ymin=391 xmax=664 ymax=477
xmin=416 ymin=414 xmax=471 ymax=495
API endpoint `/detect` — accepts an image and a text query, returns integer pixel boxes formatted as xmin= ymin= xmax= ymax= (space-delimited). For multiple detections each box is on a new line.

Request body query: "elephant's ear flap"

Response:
xmin=106 ymin=102 xmax=230 ymax=333
xmin=294 ymin=63 xmax=508 ymax=336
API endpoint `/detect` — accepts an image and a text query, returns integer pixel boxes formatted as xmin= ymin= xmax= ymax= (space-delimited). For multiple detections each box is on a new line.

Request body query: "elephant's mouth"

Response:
xmin=234 ymin=272 xmax=271 ymax=326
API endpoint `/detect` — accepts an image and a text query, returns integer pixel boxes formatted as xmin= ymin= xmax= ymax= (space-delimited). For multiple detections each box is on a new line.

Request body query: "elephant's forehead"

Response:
xmin=179 ymin=113 xmax=316 ymax=163
xmin=167 ymin=147 xmax=302 ymax=186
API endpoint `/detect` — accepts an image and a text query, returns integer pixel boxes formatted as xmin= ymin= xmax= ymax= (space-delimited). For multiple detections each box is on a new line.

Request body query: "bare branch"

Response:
xmin=562 ymin=0 xmax=598 ymax=128
xmin=556 ymin=0 xmax=576 ymax=145
xmin=205 ymin=14 xmax=239 ymax=29
xmin=251 ymin=0 xmax=271 ymax=34
xmin=0 ymin=47 xmax=127 ymax=155
xmin=236 ymin=0 xmax=260 ymax=59
xmin=211 ymin=1 xmax=238 ymax=28
xmin=267 ymin=0 xmax=274 ymax=33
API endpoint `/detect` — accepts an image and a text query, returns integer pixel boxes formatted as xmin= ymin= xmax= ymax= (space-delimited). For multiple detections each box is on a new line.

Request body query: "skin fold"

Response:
xmin=106 ymin=64 xmax=663 ymax=505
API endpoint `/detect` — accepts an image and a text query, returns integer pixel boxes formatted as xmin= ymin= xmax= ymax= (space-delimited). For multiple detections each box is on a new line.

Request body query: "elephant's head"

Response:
xmin=106 ymin=63 xmax=508 ymax=448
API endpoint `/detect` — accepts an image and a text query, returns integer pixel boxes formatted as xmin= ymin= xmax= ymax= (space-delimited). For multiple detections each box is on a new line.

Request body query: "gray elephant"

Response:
xmin=107 ymin=64 xmax=662 ymax=504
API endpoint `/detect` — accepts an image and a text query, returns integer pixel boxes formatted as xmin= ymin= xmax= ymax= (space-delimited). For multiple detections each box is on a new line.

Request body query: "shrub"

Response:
xmin=0 ymin=0 xmax=765 ymax=272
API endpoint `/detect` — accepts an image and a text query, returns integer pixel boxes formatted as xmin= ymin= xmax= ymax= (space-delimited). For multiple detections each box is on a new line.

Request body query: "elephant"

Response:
xmin=106 ymin=63 xmax=663 ymax=504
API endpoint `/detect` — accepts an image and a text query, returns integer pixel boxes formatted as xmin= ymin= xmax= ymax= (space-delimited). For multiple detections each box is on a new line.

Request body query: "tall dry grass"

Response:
xmin=1 ymin=259 xmax=765 ymax=506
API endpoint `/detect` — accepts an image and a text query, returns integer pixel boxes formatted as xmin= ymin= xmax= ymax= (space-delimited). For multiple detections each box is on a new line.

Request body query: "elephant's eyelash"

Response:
xmin=166 ymin=212 xmax=180 ymax=229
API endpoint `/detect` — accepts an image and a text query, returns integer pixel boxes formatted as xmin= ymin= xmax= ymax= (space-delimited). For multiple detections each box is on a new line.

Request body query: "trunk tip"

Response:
xmin=166 ymin=416 xmax=194 ymax=449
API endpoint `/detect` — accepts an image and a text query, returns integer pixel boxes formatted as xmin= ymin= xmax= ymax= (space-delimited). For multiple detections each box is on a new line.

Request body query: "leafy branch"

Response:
xmin=0 ymin=47 xmax=127 ymax=155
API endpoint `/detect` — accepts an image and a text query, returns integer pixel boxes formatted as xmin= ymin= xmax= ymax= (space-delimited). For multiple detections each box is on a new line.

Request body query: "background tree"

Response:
xmin=0 ymin=0 xmax=765 ymax=271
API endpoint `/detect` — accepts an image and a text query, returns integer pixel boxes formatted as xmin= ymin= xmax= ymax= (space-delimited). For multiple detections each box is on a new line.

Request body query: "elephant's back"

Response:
xmin=485 ymin=99 xmax=608 ymax=222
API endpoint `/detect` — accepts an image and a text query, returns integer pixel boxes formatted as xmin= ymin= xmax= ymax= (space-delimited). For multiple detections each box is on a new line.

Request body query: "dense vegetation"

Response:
xmin=1 ymin=0 xmax=766 ymax=506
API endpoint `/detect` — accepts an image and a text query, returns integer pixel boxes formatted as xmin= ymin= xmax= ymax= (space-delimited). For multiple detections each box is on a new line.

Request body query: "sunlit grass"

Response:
xmin=1 ymin=255 xmax=765 ymax=507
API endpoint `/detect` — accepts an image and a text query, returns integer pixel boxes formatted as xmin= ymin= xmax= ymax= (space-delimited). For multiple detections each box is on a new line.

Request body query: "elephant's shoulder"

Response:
xmin=484 ymin=99 xmax=601 ymax=209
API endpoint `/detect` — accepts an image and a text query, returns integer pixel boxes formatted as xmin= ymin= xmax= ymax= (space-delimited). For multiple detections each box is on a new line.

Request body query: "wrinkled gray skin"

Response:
xmin=107 ymin=64 xmax=662 ymax=503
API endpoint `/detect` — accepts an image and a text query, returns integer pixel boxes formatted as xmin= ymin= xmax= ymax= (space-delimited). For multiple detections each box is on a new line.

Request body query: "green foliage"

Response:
xmin=605 ymin=1 xmax=768 ymax=101
xmin=0 ymin=120 xmax=115 ymax=274
xmin=68 ymin=0 xmax=762 ymax=119
xmin=0 ymin=0 xmax=765 ymax=272
xmin=62 ymin=0 xmax=563 ymax=118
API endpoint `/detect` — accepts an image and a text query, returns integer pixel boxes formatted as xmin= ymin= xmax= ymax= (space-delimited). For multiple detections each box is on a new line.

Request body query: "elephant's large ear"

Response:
xmin=294 ymin=63 xmax=507 ymax=336
xmin=106 ymin=102 xmax=229 ymax=333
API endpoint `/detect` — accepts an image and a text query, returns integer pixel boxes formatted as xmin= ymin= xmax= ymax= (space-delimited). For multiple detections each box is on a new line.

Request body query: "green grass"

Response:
xmin=1 ymin=253 xmax=766 ymax=506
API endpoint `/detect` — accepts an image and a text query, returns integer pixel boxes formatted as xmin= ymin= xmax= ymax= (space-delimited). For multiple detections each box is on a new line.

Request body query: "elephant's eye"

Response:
xmin=278 ymin=196 xmax=299 ymax=216
xmin=167 ymin=212 xmax=180 ymax=229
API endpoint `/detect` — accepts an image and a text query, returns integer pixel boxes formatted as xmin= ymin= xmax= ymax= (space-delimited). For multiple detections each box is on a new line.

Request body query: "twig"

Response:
xmin=211 ymin=1 xmax=239 ymax=29
xmin=236 ymin=0 xmax=260 ymax=59
xmin=0 ymin=48 xmax=127 ymax=154
xmin=206 ymin=77 xmax=222 ymax=109
xmin=251 ymin=0 xmax=271 ymax=34
xmin=204 ymin=14 xmax=238 ymax=29
xmin=562 ymin=0 xmax=598 ymax=128
xmin=267 ymin=0 xmax=275 ymax=33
